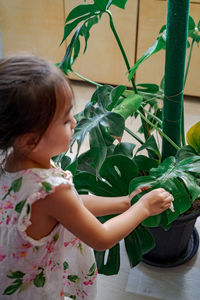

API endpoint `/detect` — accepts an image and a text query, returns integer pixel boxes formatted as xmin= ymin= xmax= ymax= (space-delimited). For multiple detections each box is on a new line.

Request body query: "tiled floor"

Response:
xmin=68 ymin=80 xmax=200 ymax=300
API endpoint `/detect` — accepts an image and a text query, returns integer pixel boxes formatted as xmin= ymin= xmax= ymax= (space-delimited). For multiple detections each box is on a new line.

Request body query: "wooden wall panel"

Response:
xmin=64 ymin=0 xmax=138 ymax=87
xmin=136 ymin=0 xmax=200 ymax=97
xmin=0 ymin=0 xmax=66 ymax=63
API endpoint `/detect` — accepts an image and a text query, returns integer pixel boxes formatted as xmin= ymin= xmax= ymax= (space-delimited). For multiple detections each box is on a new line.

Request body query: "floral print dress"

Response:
xmin=0 ymin=166 xmax=97 ymax=300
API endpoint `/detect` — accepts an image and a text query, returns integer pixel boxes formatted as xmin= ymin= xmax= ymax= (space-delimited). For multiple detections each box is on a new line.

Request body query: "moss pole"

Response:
xmin=162 ymin=0 xmax=190 ymax=160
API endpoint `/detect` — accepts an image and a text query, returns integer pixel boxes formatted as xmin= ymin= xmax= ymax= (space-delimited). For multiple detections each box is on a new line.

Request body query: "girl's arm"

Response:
xmin=80 ymin=188 xmax=145 ymax=217
xmin=35 ymin=185 xmax=173 ymax=251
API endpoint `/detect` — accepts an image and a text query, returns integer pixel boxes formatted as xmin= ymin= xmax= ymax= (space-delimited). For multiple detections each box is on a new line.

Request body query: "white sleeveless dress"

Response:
xmin=0 ymin=166 xmax=97 ymax=300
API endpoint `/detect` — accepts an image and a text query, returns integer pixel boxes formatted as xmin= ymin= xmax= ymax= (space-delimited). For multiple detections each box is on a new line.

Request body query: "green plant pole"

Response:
xmin=162 ymin=0 xmax=190 ymax=160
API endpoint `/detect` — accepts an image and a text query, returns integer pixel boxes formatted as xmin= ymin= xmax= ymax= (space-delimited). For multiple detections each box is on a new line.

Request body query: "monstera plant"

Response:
xmin=54 ymin=0 xmax=200 ymax=274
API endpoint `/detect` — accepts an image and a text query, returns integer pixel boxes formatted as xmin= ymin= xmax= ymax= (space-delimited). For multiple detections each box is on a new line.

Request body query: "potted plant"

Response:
xmin=54 ymin=0 xmax=200 ymax=274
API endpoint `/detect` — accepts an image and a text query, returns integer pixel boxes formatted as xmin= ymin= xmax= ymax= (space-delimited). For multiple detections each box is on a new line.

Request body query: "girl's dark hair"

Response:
xmin=0 ymin=54 xmax=73 ymax=156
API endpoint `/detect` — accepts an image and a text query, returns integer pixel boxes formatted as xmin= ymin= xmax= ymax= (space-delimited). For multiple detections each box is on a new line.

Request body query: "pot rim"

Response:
xmin=174 ymin=206 xmax=200 ymax=223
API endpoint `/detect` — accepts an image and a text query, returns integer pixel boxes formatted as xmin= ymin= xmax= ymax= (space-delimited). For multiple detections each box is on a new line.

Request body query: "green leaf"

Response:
xmin=7 ymin=271 xmax=25 ymax=279
xmin=63 ymin=261 xmax=69 ymax=270
xmin=100 ymin=155 xmax=138 ymax=195
xmin=142 ymin=214 xmax=162 ymax=227
xmin=65 ymin=4 xmax=97 ymax=23
xmin=15 ymin=199 xmax=26 ymax=213
xmin=113 ymin=142 xmax=136 ymax=158
xmin=129 ymin=154 xmax=200 ymax=227
xmin=77 ymin=150 xmax=96 ymax=175
xmin=3 ymin=282 xmax=22 ymax=295
xmin=67 ymin=275 xmax=79 ymax=283
xmin=88 ymin=262 xmax=97 ymax=276
xmin=67 ymin=159 xmax=78 ymax=175
xmin=60 ymin=14 xmax=98 ymax=73
xmin=89 ymin=126 xmax=107 ymax=173
xmin=186 ymin=121 xmax=200 ymax=152
xmin=80 ymin=16 xmax=99 ymax=53
xmin=113 ymin=94 xmax=143 ymax=119
xmin=136 ymin=83 xmax=159 ymax=93
xmin=61 ymin=14 xmax=93 ymax=45
xmin=2 ymin=177 xmax=23 ymax=200
xmin=60 ymin=155 xmax=72 ymax=170
xmin=53 ymin=233 xmax=59 ymax=243
xmin=133 ymin=155 xmax=158 ymax=172
xmin=74 ymin=155 xmax=138 ymax=197
xmin=71 ymin=104 xmax=124 ymax=172
xmin=94 ymin=0 xmax=110 ymax=10
xmin=112 ymin=0 xmax=128 ymax=9
xmin=41 ymin=181 xmax=52 ymax=193
xmin=197 ymin=20 xmax=200 ymax=31
xmin=109 ymin=85 xmax=127 ymax=110
xmin=176 ymin=145 xmax=198 ymax=161
xmin=33 ymin=271 xmax=45 ymax=287
xmin=188 ymin=16 xmax=195 ymax=31
xmin=124 ymin=225 xmax=155 ymax=267
xmin=12 ymin=177 xmax=23 ymax=192
xmin=128 ymin=30 xmax=166 ymax=81
xmin=136 ymin=135 xmax=161 ymax=160
xmin=129 ymin=176 xmax=157 ymax=197
xmin=136 ymin=225 xmax=155 ymax=254
xmin=91 ymin=85 xmax=114 ymax=107
xmin=95 ymin=244 xmax=120 ymax=275
xmin=74 ymin=172 xmax=116 ymax=196
xmin=93 ymin=0 xmax=128 ymax=10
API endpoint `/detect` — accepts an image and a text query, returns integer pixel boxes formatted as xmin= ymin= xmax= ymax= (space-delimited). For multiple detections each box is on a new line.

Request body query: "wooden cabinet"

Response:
xmin=136 ymin=0 xmax=200 ymax=97
xmin=0 ymin=0 xmax=66 ymax=63
xmin=0 ymin=0 xmax=199 ymax=96
xmin=64 ymin=0 xmax=138 ymax=87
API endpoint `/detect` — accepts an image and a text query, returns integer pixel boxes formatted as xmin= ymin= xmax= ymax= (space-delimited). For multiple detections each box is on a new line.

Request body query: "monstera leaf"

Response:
xmin=70 ymin=103 xmax=124 ymax=173
xmin=59 ymin=0 xmax=128 ymax=73
xmin=73 ymin=155 xmax=155 ymax=274
xmin=129 ymin=155 xmax=200 ymax=229
xmin=186 ymin=121 xmax=200 ymax=153
xmin=128 ymin=29 xmax=166 ymax=81
xmin=70 ymin=84 xmax=145 ymax=173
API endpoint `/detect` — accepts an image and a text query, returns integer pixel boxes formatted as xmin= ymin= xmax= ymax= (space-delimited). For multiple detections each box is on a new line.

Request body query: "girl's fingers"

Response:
xmin=141 ymin=186 xmax=151 ymax=191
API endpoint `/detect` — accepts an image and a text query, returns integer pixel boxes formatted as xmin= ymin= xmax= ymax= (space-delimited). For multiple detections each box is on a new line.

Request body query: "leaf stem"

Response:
xmin=124 ymin=127 xmax=144 ymax=145
xmin=70 ymin=69 xmax=102 ymax=87
xmin=137 ymin=110 xmax=180 ymax=151
xmin=143 ymin=108 xmax=162 ymax=125
xmin=181 ymin=39 xmax=195 ymax=146
xmin=106 ymin=10 xmax=137 ymax=93
xmin=184 ymin=39 xmax=194 ymax=86
xmin=138 ymin=91 xmax=163 ymax=99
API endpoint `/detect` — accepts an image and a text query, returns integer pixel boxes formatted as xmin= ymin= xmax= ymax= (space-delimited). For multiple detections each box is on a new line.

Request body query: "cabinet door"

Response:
xmin=136 ymin=0 xmax=200 ymax=97
xmin=0 ymin=0 xmax=66 ymax=63
xmin=184 ymin=3 xmax=200 ymax=97
xmin=64 ymin=0 xmax=138 ymax=87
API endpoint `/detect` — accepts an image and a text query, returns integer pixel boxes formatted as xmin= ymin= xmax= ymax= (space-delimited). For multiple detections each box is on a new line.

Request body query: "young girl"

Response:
xmin=0 ymin=54 xmax=173 ymax=300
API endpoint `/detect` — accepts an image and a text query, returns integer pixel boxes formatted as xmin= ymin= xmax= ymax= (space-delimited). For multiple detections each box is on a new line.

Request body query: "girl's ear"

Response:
xmin=15 ymin=133 xmax=39 ymax=152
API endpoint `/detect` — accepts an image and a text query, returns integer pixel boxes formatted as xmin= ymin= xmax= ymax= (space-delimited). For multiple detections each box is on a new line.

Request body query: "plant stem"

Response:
xmin=106 ymin=10 xmax=137 ymax=93
xmin=181 ymin=39 xmax=195 ymax=146
xmin=70 ymin=69 xmax=102 ymax=87
xmin=181 ymin=39 xmax=195 ymax=147
xmin=184 ymin=39 xmax=194 ymax=86
xmin=137 ymin=110 xmax=180 ymax=151
xmin=143 ymin=108 xmax=162 ymax=125
xmin=138 ymin=91 xmax=163 ymax=99
xmin=125 ymin=127 xmax=144 ymax=145
xmin=106 ymin=10 xmax=150 ymax=141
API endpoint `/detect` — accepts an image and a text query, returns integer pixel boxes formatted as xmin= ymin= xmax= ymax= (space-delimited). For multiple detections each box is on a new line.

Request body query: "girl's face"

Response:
xmin=32 ymin=95 xmax=76 ymax=167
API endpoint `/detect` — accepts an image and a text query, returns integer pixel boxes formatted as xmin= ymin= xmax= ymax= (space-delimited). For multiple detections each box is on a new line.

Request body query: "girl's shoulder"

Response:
xmin=0 ymin=162 xmax=73 ymax=187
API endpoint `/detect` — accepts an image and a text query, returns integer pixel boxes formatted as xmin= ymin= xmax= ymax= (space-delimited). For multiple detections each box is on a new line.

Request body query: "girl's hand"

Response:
xmin=128 ymin=186 xmax=151 ymax=201
xmin=138 ymin=188 xmax=174 ymax=216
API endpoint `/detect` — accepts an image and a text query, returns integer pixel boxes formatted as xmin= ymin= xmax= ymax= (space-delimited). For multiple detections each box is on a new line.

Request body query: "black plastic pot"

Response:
xmin=142 ymin=208 xmax=200 ymax=268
